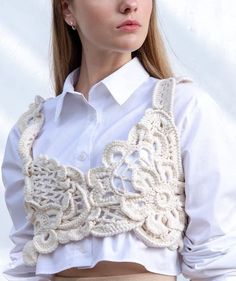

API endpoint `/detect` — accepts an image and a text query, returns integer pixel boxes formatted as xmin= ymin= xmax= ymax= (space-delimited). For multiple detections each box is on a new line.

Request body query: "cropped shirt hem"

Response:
xmin=36 ymin=257 xmax=181 ymax=276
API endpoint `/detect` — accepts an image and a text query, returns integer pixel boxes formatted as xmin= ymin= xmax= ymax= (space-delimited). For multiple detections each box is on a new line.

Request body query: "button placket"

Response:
xmin=74 ymin=108 xmax=101 ymax=167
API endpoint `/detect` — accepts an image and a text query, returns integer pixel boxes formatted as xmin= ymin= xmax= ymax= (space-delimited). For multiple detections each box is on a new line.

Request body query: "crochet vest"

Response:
xmin=17 ymin=77 xmax=192 ymax=266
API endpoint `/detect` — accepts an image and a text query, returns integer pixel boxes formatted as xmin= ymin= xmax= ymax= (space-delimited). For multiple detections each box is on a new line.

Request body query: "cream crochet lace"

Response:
xmin=17 ymin=77 xmax=190 ymax=266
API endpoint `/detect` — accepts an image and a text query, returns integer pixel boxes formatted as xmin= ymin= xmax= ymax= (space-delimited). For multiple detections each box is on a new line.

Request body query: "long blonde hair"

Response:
xmin=51 ymin=0 xmax=175 ymax=97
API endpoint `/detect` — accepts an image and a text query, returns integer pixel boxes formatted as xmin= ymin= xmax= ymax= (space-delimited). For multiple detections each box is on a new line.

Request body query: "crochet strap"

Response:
xmin=16 ymin=95 xmax=45 ymax=173
xmin=152 ymin=76 xmax=193 ymax=115
xmin=16 ymin=95 xmax=45 ymax=135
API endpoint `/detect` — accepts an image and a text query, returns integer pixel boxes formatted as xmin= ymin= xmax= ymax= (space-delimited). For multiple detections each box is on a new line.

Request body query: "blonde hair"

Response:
xmin=51 ymin=0 xmax=175 ymax=96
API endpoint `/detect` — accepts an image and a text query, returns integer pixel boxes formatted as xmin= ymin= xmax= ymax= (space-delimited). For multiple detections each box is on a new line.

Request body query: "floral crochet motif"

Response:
xmin=17 ymin=77 xmax=190 ymax=266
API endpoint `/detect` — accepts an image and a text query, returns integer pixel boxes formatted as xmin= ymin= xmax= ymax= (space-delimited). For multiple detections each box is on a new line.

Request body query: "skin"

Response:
xmin=61 ymin=0 xmax=153 ymax=100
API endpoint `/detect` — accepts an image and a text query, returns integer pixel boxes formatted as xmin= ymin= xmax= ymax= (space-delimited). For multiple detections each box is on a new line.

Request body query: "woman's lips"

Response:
xmin=117 ymin=24 xmax=140 ymax=31
xmin=117 ymin=20 xmax=141 ymax=32
xmin=117 ymin=19 xmax=141 ymax=26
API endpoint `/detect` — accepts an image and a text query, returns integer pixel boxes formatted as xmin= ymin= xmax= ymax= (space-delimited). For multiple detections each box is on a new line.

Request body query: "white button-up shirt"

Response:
xmin=1 ymin=57 xmax=236 ymax=281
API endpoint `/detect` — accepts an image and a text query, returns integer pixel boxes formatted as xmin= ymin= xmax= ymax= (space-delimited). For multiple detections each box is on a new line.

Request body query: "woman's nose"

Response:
xmin=120 ymin=0 xmax=138 ymax=14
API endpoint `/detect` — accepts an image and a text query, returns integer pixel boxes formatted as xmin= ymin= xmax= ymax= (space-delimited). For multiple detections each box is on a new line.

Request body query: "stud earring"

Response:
xmin=70 ymin=21 xmax=77 ymax=30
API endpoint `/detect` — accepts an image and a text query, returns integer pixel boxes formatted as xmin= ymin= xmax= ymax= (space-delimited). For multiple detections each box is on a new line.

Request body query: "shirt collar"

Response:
xmin=54 ymin=56 xmax=150 ymax=122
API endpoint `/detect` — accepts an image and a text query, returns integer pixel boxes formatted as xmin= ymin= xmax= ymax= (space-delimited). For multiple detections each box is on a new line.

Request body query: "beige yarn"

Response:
xmin=17 ymin=77 xmax=190 ymax=266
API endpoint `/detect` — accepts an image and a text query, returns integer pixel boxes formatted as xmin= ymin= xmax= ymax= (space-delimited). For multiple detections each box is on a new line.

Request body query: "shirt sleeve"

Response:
xmin=1 ymin=124 xmax=54 ymax=281
xmin=177 ymin=83 xmax=236 ymax=281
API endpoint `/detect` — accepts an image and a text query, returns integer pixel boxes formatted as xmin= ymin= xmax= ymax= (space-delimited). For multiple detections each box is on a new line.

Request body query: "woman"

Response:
xmin=2 ymin=0 xmax=236 ymax=281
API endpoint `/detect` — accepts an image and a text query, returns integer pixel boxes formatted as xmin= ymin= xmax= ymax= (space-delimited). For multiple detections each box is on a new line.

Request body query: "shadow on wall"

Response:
xmin=158 ymin=1 xmax=236 ymax=119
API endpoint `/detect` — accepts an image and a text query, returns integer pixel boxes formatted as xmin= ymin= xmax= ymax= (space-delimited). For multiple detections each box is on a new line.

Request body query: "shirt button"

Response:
xmin=78 ymin=151 xmax=87 ymax=161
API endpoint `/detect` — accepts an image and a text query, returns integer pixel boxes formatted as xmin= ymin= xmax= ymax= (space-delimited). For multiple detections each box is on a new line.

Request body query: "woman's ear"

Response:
xmin=60 ymin=0 xmax=75 ymax=26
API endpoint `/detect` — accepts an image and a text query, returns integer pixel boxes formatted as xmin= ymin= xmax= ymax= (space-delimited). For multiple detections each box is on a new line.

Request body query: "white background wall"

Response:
xmin=0 ymin=1 xmax=236 ymax=280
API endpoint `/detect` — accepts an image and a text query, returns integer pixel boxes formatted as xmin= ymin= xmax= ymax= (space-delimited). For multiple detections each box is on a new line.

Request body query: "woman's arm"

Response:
xmin=179 ymin=84 xmax=236 ymax=281
xmin=1 ymin=124 xmax=53 ymax=281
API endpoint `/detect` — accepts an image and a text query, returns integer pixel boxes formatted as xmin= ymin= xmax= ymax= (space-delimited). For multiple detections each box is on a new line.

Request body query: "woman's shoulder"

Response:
xmin=150 ymin=75 xmax=219 ymax=121
xmin=151 ymin=74 xmax=212 ymax=108
xmin=174 ymin=76 xmax=207 ymax=103
xmin=172 ymin=76 xmax=221 ymax=117
xmin=171 ymin=76 xmax=236 ymax=140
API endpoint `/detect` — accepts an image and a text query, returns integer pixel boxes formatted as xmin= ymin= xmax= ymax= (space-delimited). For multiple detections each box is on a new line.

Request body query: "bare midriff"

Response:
xmin=54 ymin=261 xmax=176 ymax=280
